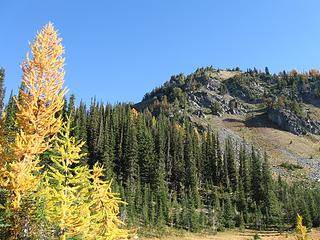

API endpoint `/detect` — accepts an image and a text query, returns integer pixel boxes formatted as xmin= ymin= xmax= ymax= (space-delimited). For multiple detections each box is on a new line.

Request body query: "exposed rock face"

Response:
xmin=187 ymin=88 xmax=246 ymax=117
xmin=268 ymin=108 xmax=320 ymax=135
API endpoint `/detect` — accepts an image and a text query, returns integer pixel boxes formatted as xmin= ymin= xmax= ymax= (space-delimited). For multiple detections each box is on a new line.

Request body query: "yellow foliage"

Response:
xmin=0 ymin=21 xmax=131 ymax=240
xmin=0 ymin=22 xmax=66 ymax=238
xmin=90 ymin=164 xmax=131 ymax=239
xmin=130 ymin=107 xmax=139 ymax=120
xmin=289 ymin=69 xmax=299 ymax=77
xmin=309 ymin=69 xmax=320 ymax=78
xmin=296 ymin=214 xmax=309 ymax=240
xmin=44 ymin=120 xmax=92 ymax=239
xmin=44 ymin=121 xmax=131 ymax=240
xmin=193 ymin=127 xmax=200 ymax=141
xmin=15 ymin=21 xmax=66 ymax=158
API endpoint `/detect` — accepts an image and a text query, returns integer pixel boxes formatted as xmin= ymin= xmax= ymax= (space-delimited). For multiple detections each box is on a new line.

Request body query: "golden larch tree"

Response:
xmin=44 ymin=120 xmax=131 ymax=240
xmin=296 ymin=214 xmax=309 ymax=240
xmin=1 ymin=21 xmax=131 ymax=240
xmin=44 ymin=120 xmax=92 ymax=240
xmin=0 ymin=22 xmax=66 ymax=238
xmin=90 ymin=164 xmax=131 ymax=240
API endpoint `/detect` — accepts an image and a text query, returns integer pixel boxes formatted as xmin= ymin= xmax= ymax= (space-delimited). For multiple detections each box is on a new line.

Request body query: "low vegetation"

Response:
xmin=280 ymin=162 xmax=304 ymax=171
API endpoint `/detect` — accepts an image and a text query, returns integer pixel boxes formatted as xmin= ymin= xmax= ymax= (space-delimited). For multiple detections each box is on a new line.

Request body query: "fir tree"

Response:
xmin=251 ymin=147 xmax=263 ymax=204
xmin=225 ymin=138 xmax=237 ymax=192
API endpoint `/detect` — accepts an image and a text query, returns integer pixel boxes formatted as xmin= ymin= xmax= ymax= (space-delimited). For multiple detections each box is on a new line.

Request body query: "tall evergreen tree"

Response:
xmin=225 ymin=138 xmax=237 ymax=192
xmin=251 ymin=147 xmax=263 ymax=204
xmin=0 ymin=68 xmax=5 ymax=115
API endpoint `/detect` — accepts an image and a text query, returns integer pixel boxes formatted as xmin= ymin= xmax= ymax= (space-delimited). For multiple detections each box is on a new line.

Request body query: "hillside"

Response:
xmin=136 ymin=66 xmax=320 ymax=181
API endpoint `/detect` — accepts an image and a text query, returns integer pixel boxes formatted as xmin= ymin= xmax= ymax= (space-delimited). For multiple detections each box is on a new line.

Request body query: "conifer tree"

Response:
xmin=225 ymin=138 xmax=237 ymax=192
xmin=74 ymin=100 xmax=89 ymax=164
xmin=261 ymin=152 xmax=281 ymax=225
xmin=67 ymin=94 xmax=76 ymax=119
xmin=90 ymin=164 xmax=130 ymax=239
xmin=251 ymin=147 xmax=263 ymax=204
xmin=184 ymin=125 xmax=200 ymax=205
xmin=138 ymin=120 xmax=156 ymax=186
xmin=222 ymin=194 xmax=235 ymax=228
xmin=296 ymin=214 xmax=308 ymax=240
xmin=122 ymin=109 xmax=139 ymax=186
xmin=0 ymin=22 xmax=65 ymax=238
xmin=170 ymin=123 xmax=185 ymax=195
xmin=44 ymin=120 xmax=91 ymax=239
xmin=239 ymin=144 xmax=250 ymax=198
xmin=215 ymin=135 xmax=224 ymax=187
xmin=0 ymin=68 xmax=5 ymax=115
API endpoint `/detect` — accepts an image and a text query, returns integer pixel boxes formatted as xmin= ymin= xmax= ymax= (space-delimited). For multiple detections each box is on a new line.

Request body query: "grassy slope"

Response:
xmin=191 ymin=109 xmax=320 ymax=181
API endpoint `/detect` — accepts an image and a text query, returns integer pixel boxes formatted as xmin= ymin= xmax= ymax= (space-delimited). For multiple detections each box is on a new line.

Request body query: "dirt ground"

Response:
xmin=140 ymin=229 xmax=320 ymax=240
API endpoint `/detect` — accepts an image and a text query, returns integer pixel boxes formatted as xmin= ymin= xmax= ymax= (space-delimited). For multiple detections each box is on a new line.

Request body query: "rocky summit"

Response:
xmin=136 ymin=66 xmax=320 ymax=181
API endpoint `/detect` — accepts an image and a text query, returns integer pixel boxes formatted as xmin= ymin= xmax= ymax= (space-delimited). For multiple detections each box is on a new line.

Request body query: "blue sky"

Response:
xmin=1 ymin=1 xmax=320 ymax=104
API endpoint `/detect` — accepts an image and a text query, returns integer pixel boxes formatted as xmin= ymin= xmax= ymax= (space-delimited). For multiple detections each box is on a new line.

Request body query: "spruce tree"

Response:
xmin=225 ymin=138 xmax=237 ymax=192
xmin=122 ymin=109 xmax=139 ymax=186
xmin=251 ymin=147 xmax=263 ymax=204
xmin=261 ymin=152 xmax=281 ymax=226
xmin=222 ymin=194 xmax=235 ymax=228
xmin=184 ymin=125 xmax=200 ymax=205
xmin=239 ymin=144 xmax=250 ymax=199
xmin=0 ymin=68 xmax=5 ymax=115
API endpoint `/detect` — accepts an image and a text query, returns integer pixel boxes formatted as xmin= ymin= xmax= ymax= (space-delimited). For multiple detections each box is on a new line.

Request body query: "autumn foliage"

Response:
xmin=0 ymin=23 xmax=130 ymax=239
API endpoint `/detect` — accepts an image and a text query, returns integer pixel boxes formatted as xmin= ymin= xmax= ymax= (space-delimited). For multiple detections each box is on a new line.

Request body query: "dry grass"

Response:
xmin=196 ymin=113 xmax=320 ymax=161
xmin=191 ymin=112 xmax=320 ymax=180
xmin=140 ymin=229 xmax=320 ymax=240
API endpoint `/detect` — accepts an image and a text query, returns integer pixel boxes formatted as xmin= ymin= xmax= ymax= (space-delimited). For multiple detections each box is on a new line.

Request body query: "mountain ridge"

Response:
xmin=136 ymin=66 xmax=320 ymax=181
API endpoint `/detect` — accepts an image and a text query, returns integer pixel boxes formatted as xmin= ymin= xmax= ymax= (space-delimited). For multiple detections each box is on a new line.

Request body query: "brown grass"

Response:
xmin=140 ymin=229 xmax=320 ymax=240
xmin=193 ymin=113 xmax=320 ymax=162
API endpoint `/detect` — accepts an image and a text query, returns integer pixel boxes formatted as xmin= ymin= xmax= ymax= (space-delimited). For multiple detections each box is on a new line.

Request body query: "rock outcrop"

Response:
xmin=268 ymin=108 xmax=320 ymax=135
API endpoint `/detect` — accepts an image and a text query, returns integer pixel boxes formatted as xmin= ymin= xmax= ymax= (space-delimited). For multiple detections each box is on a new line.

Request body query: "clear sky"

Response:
xmin=1 ymin=1 xmax=320 ymax=104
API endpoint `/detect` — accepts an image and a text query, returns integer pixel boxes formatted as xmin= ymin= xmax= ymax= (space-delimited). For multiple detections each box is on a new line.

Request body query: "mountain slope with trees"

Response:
xmin=136 ymin=66 xmax=320 ymax=182
xmin=1 ymin=25 xmax=320 ymax=239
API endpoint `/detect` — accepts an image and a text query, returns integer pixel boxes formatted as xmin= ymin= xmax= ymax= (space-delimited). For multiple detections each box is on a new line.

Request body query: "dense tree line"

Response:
xmin=1 ymin=62 xmax=320 ymax=235
xmin=27 ymin=95 xmax=318 ymax=232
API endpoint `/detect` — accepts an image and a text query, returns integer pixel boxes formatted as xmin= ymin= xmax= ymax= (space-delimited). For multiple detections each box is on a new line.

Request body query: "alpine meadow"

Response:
xmin=1 ymin=2 xmax=320 ymax=240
